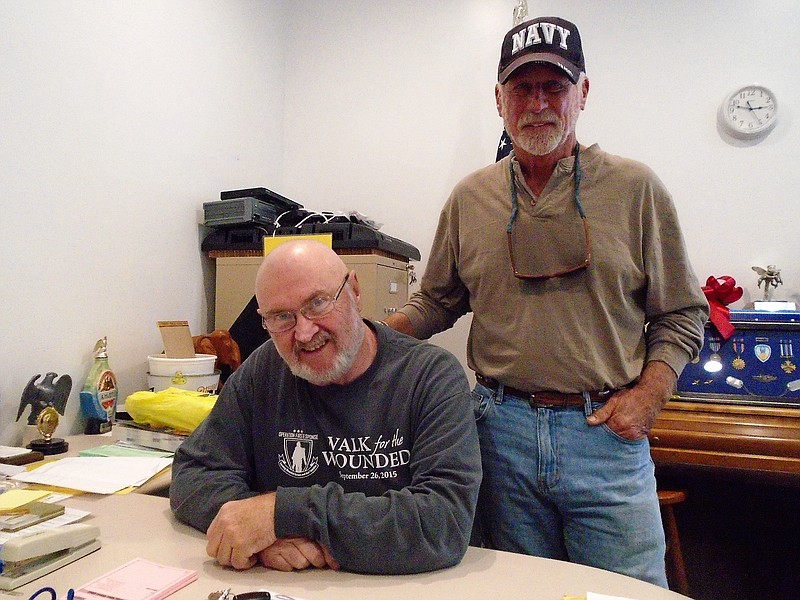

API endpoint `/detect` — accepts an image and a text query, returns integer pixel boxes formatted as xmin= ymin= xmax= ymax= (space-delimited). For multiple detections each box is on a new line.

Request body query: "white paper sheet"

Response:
xmin=10 ymin=457 xmax=172 ymax=494
xmin=0 ymin=445 xmax=33 ymax=458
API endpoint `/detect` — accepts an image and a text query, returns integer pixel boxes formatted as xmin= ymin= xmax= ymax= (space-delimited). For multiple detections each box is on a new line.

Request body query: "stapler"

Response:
xmin=0 ymin=523 xmax=101 ymax=590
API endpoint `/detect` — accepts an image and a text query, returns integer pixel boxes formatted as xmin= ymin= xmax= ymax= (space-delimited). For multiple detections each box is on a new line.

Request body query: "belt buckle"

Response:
xmin=528 ymin=393 xmax=561 ymax=409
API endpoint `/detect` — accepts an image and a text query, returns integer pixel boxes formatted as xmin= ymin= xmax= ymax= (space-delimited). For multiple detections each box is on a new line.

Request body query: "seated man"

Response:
xmin=170 ymin=240 xmax=481 ymax=575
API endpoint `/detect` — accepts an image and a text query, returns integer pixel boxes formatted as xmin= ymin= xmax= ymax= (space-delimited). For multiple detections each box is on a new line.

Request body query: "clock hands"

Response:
xmin=743 ymin=101 xmax=767 ymax=126
xmin=742 ymin=100 xmax=771 ymax=111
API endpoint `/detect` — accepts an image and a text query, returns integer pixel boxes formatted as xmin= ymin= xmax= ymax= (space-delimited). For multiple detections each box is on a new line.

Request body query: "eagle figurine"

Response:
xmin=16 ymin=372 xmax=73 ymax=426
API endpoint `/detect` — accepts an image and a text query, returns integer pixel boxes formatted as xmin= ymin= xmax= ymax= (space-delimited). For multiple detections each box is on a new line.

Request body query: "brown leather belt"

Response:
xmin=476 ymin=374 xmax=613 ymax=408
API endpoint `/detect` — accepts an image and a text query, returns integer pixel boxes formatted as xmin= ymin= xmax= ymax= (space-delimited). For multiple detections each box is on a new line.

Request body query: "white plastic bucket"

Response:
xmin=147 ymin=370 xmax=221 ymax=393
xmin=147 ymin=354 xmax=216 ymax=376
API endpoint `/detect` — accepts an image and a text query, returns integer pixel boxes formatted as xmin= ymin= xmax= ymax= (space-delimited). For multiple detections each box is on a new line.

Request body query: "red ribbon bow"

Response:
xmin=702 ymin=276 xmax=743 ymax=340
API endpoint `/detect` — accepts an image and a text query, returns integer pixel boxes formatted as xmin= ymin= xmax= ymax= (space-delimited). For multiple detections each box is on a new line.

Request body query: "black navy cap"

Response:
xmin=498 ymin=16 xmax=586 ymax=84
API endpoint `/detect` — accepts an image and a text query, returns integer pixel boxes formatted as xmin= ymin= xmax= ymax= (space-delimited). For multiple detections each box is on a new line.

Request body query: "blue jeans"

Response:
xmin=472 ymin=382 xmax=668 ymax=588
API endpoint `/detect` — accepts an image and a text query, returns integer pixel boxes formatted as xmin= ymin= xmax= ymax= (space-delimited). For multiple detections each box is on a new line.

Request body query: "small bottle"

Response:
xmin=80 ymin=337 xmax=118 ymax=434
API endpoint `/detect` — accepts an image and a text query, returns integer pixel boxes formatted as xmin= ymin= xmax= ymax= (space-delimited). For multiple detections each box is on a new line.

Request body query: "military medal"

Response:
xmin=731 ymin=338 xmax=746 ymax=370
xmin=780 ymin=339 xmax=796 ymax=374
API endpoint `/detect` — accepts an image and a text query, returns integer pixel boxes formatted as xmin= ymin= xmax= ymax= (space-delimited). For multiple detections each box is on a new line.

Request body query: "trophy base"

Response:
xmin=27 ymin=437 xmax=69 ymax=455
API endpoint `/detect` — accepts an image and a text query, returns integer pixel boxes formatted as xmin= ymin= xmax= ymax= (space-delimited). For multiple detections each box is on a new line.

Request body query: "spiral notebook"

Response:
xmin=74 ymin=557 xmax=197 ymax=600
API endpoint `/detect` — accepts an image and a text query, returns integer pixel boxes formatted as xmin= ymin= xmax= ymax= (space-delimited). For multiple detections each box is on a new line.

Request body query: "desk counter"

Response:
xmin=10 ymin=494 xmax=689 ymax=600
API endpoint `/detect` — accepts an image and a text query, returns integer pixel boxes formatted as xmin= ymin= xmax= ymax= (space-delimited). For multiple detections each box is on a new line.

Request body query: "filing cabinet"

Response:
xmin=213 ymin=253 xmax=409 ymax=330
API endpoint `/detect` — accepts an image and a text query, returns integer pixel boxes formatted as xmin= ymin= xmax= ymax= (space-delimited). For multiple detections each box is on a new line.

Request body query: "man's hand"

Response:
xmin=586 ymin=361 xmax=676 ymax=440
xmin=382 ymin=312 xmax=416 ymax=336
xmin=206 ymin=492 xmax=277 ymax=570
xmin=257 ymin=537 xmax=340 ymax=572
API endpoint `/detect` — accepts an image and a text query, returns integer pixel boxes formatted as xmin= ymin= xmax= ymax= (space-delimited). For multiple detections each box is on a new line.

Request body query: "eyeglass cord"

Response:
xmin=507 ymin=141 xmax=585 ymax=234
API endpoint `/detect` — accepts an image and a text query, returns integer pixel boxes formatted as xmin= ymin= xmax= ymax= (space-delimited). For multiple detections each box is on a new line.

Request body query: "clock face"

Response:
xmin=720 ymin=85 xmax=778 ymax=138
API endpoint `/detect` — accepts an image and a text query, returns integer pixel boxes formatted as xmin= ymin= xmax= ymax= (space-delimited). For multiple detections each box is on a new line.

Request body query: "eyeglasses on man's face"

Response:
xmin=506 ymin=78 xmax=573 ymax=99
xmin=261 ymin=272 xmax=350 ymax=333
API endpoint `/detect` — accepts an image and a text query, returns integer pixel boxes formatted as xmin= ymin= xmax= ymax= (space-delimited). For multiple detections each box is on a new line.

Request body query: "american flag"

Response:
xmin=496 ymin=2 xmax=527 ymax=162
xmin=496 ymin=128 xmax=513 ymax=161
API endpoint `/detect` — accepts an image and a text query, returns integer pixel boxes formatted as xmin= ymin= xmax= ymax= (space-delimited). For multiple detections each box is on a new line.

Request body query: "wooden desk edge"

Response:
xmin=651 ymin=399 xmax=800 ymax=480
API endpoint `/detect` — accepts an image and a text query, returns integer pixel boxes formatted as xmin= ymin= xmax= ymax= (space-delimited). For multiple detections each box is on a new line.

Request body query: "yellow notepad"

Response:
xmin=0 ymin=489 xmax=50 ymax=511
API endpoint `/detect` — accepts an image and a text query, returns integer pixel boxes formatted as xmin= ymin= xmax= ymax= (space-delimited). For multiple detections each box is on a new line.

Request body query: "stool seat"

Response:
xmin=658 ymin=489 xmax=689 ymax=596
xmin=657 ymin=489 xmax=686 ymax=505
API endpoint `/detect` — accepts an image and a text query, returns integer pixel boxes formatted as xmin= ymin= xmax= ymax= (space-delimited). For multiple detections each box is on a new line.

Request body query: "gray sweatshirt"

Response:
xmin=170 ymin=321 xmax=481 ymax=574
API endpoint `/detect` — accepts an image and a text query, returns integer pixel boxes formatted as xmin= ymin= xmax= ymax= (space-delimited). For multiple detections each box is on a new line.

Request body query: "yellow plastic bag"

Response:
xmin=125 ymin=387 xmax=217 ymax=433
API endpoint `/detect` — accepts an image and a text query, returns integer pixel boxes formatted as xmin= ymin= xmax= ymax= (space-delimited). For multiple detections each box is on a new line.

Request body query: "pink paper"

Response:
xmin=75 ymin=557 xmax=197 ymax=600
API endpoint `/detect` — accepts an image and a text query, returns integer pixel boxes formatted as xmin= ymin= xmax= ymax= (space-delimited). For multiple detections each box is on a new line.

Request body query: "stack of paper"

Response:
xmin=10 ymin=457 xmax=172 ymax=494
xmin=0 ymin=491 xmax=91 ymax=547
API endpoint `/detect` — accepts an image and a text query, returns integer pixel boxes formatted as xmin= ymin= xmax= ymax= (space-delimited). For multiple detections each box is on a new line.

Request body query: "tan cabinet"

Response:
xmin=338 ymin=254 xmax=409 ymax=322
xmin=214 ymin=253 xmax=409 ymax=330
xmin=214 ymin=256 xmax=263 ymax=331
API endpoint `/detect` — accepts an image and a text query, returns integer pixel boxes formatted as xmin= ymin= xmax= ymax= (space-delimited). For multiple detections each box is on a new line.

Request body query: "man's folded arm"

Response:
xmin=276 ymin=390 xmax=481 ymax=575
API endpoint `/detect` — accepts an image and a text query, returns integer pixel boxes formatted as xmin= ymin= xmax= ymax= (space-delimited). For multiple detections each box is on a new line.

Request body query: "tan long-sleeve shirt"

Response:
xmin=400 ymin=144 xmax=709 ymax=393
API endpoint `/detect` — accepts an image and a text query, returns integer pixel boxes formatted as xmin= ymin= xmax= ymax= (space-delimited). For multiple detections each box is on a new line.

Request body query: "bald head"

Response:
xmin=255 ymin=240 xmax=359 ymax=319
xmin=257 ymin=240 xmax=345 ymax=287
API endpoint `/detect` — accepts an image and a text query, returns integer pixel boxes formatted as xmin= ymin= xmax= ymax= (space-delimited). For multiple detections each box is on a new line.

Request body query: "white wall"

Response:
xmin=2 ymin=1 xmax=799 ymax=443
xmin=280 ymin=0 xmax=800 ymax=374
xmin=0 ymin=0 xmax=288 ymax=442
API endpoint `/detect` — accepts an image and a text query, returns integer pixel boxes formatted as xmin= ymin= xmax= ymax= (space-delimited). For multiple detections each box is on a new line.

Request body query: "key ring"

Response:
xmin=28 ymin=588 xmax=74 ymax=600
xmin=208 ymin=591 xmax=270 ymax=600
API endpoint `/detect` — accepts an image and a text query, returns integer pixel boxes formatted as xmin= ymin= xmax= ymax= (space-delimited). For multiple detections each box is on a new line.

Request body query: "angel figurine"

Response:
xmin=513 ymin=0 xmax=529 ymax=25
xmin=752 ymin=265 xmax=783 ymax=301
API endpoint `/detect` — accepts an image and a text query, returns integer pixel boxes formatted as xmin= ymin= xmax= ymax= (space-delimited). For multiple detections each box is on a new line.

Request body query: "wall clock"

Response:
xmin=718 ymin=84 xmax=778 ymax=139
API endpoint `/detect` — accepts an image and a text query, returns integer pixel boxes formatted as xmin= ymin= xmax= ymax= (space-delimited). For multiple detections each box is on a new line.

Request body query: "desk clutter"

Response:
xmin=0 ymin=444 xmax=189 ymax=592
xmin=16 ymin=373 xmax=73 ymax=455
xmin=145 ymin=322 xmax=243 ymax=395
xmin=11 ymin=319 xmax=237 ymax=461
xmin=0 ymin=489 xmax=97 ymax=590
xmin=146 ymin=353 xmax=219 ymax=394
xmin=201 ymin=186 xmax=420 ymax=262
xmin=115 ymin=386 xmax=217 ymax=453
xmin=9 ymin=456 xmax=173 ymax=495
xmin=0 ymin=446 xmax=44 ymax=466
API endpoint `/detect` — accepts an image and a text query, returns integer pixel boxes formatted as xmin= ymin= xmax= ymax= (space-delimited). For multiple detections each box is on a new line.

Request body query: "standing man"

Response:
xmin=383 ymin=16 xmax=708 ymax=587
xmin=171 ymin=240 xmax=481 ymax=575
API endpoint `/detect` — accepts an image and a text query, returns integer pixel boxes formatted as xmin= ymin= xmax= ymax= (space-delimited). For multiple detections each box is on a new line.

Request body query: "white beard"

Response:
xmin=278 ymin=308 xmax=365 ymax=386
xmin=510 ymin=111 xmax=568 ymax=156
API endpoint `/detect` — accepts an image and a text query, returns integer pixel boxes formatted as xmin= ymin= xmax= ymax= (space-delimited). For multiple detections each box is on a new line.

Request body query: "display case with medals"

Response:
xmin=676 ymin=310 xmax=800 ymax=408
